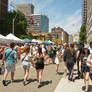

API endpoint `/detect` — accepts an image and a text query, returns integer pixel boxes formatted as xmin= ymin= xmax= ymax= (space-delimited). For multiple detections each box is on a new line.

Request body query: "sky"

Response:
xmin=8 ymin=0 xmax=82 ymax=35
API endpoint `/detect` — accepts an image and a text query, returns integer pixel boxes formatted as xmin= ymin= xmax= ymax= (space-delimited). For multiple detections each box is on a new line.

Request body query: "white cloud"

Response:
xmin=34 ymin=0 xmax=55 ymax=13
xmin=49 ymin=9 xmax=81 ymax=34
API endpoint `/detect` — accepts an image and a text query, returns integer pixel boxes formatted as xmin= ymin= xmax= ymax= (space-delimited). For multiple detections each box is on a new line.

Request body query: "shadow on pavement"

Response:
xmin=13 ymin=78 xmax=37 ymax=86
xmin=13 ymin=79 xmax=24 ymax=83
xmin=25 ymin=79 xmax=38 ymax=85
xmin=39 ymin=80 xmax=52 ymax=88
xmin=58 ymin=72 xmax=64 ymax=75
xmin=82 ymin=85 xmax=92 ymax=92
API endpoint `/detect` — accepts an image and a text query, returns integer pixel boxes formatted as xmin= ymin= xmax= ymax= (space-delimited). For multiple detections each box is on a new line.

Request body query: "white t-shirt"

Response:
xmin=33 ymin=46 xmax=37 ymax=55
xmin=89 ymin=47 xmax=92 ymax=54
xmin=42 ymin=47 xmax=46 ymax=54
xmin=21 ymin=53 xmax=32 ymax=61
xmin=87 ymin=54 xmax=92 ymax=63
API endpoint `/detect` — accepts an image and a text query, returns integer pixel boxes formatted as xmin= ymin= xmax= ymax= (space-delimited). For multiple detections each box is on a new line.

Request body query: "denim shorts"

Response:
xmin=22 ymin=61 xmax=30 ymax=69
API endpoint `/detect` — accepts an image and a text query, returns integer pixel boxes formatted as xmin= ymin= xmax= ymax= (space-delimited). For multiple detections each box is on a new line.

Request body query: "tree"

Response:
xmin=79 ymin=24 xmax=86 ymax=44
xmin=1 ymin=11 xmax=27 ymax=37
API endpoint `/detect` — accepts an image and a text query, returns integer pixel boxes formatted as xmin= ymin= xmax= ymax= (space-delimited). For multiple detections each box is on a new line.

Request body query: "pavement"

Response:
xmin=0 ymin=60 xmax=64 ymax=92
xmin=54 ymin=66 xmax=92 ymax=92
xmin=1 ymin=60 xmax=92 ymax=92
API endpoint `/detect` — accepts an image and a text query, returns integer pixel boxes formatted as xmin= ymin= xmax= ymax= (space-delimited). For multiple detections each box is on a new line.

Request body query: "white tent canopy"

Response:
xmin=0 ymin=34 xmax=6 ymax=39
xmin=32 ymin=39 xmax=38 ymax=43
xmin=6 ymin=33 xmax=23 ymax=42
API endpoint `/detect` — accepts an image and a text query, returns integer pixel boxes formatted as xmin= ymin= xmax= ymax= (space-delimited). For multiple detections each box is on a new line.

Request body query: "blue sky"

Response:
xmin=9 ymin=0 xmax=82 ymax=34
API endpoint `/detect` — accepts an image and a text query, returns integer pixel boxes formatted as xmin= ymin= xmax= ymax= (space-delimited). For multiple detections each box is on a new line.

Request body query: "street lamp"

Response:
xmin=12 ymin=13 xmax=17 ymax=35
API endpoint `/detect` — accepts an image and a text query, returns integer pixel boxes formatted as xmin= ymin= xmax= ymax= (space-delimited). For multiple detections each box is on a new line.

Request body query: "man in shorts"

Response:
xmin=2 ymin=43 xmax=17 ymax=86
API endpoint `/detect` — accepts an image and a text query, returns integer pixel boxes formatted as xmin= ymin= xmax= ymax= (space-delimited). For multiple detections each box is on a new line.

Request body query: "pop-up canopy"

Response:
xmin=6 ymin=33 xmax=23 ymax=42
xmin=0 ymin=34 xmax=6 ymax=39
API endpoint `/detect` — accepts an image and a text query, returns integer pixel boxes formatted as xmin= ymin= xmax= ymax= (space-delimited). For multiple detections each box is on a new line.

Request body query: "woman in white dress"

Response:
xmin=55 ymin=48 xmax=61 ymax=76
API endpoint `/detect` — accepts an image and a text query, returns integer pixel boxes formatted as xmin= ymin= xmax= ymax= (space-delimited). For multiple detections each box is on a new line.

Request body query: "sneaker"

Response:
xmin=23 ymin=81 xmax=26 ymax=86
xmin=2 ymin=80 xmax=7 ymax=86
xmin=38 ymin=84 xmax=42 ymax=88
xmin=56 ymin=73 xmax=59 ymax=76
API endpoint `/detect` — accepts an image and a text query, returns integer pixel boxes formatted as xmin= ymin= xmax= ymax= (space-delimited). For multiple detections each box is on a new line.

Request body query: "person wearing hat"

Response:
xmin=21 ymin=44 xmax=33 ymax=86
xmin=81 ymin=46 xmax=90 ymax=92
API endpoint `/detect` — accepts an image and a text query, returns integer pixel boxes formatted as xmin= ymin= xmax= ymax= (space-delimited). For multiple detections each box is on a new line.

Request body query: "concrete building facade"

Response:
xmin=27 ymin=14 xmax=49 ymax=34
xmin=82 ymin=0 xmax=87 ymax=24
xmin=16 ymin=4 xmax=34 ymax=15
xmin=0 ymin=0 xmax=8 ymax=20
xmin=69 ymin=35 xmax=73 ymax=44
xmin=51 ymin=27 xmax=69 ymax=44
xmin=86 ymin=0 xmax=92 ymax=43
xmin=0 ymin=0 xmax=8 ymax=33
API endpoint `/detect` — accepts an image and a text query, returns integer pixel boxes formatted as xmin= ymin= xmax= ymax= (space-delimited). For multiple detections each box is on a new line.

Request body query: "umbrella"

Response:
xmin=23 ymin=38 xmax=32 ymax=43
xmin=44 ymin=41 xmax=50 ymax=45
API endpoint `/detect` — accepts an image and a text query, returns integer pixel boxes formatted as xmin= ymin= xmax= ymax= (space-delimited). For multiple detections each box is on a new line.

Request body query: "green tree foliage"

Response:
xmin=0 ymin=11 xmax=27 ymax=37
xmin=20 ymin=33 xmax=33 ymax=40
xmin=79 ymin=24 xmax=86 ymax=44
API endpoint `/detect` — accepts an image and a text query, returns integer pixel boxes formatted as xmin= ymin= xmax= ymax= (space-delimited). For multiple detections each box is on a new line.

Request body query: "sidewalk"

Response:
xmin=54 ymin=73 xmax=92 ymax=92
xmin=54 ymin=77 xmax=85 ymax=92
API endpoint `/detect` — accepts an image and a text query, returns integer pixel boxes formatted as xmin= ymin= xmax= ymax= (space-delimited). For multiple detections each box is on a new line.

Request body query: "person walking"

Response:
xmin=81 ymin=46 xmax=90 ymax=92
xmin=21 ymin=44 xmax=33 ymax=86
xmin=2 ymin=43 xmax=17 ymax=86
xmin=64 ymin=44 xmax=76 ymax=81
xmin=76 ymin=42 xmax=84 ymax=78
xmin=34 ymin=46 xmax=45 ymax=88
xmin=62 ymin=43 xmax=69 ymax=76
xmin=55 ymin=48 xmax=61 ymax=76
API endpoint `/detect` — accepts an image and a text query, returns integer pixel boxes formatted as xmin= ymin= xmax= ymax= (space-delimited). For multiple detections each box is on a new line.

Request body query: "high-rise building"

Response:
xmin=82 ymin=0 xmax=87 ymax=24
xmin=0 ymin=0 xmax=8 ymax=20
xmin=86 ymin=0 xmax=92 ymax=43
xmin=0 ymin=0 xmax=8 ymax=34
xmin=27 ymin=14 xmax=49 ymax=33
xmin=16 ymin=4 xmax=34 ymax=15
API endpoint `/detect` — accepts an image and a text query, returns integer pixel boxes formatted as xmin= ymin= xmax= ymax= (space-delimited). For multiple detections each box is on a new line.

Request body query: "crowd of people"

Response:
xmin=0 ymin=42 xmax=62 ymax=88
xmin=0 ymin=42 xmax=92 ymax=91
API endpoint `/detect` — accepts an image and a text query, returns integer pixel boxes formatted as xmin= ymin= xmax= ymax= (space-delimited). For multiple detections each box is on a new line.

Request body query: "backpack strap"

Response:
xmin=5 ymin=50 xmax=12 ymax=60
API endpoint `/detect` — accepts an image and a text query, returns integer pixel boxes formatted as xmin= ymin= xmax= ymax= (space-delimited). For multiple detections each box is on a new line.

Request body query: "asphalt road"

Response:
xmin=0 ymin=60 xmax=64 ymax=92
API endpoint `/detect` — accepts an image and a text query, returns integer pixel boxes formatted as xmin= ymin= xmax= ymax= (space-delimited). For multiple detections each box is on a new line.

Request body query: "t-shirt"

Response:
xmin=89 ymin=47 xmax=92 ymax=54
xmin=4 ymin=49 xmax=17 ymax=64
xmin=87 ymin=54 xmax=92 ymax=63
xmin=42 ymin=47 xmax=46 ymax=54
xmin=21 ymin=53 xmax=32 ymax=61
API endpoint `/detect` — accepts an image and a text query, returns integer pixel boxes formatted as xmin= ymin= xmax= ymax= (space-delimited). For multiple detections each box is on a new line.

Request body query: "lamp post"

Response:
xmin=12 ymin=13 xmax=17 ymax=35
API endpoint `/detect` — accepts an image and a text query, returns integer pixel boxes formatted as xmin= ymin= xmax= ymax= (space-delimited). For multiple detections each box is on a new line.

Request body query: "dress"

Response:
xmin=81 ymin=55 xmax=90 ymax=73
xmin=35 ymin=57 xmax=44 ymax=70
xmin=55 ymin=51 xmax=60 ymax=64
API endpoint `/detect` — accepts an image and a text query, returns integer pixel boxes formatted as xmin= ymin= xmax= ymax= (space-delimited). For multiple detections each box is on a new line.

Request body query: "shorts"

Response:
xmin=35 ymin=62 xmax=44 ymax=70
xmin=5 ymin=63 xmax=15 ymax=72
xmin=55 ymin=57 xmax=60 ymax=64
xmin=22 ymin=61 xmax=30 ymax=69
xmin=49 ymin=53 xmax=54 ymax=58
